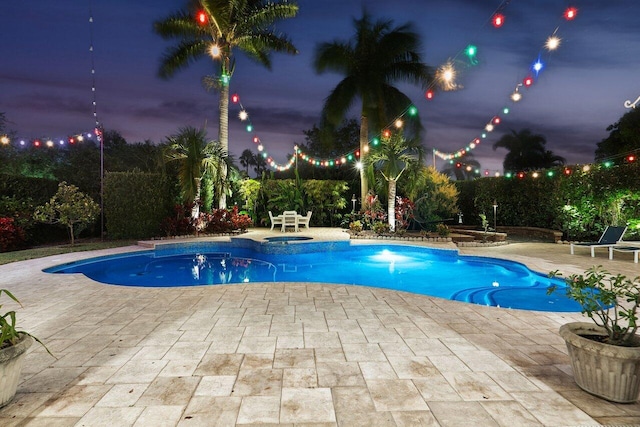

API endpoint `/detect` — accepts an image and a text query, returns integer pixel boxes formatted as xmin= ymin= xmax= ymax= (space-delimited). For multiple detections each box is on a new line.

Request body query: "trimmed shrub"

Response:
xmin=104 ymin=172 xmax=178 ymax=239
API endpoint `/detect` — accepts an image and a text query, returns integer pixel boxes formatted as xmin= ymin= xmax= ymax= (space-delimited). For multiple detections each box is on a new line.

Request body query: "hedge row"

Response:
xmin=456 ymin=162 xmax=640 ymax=241
xmin=104 ymin=172 xmax=178 ymax=239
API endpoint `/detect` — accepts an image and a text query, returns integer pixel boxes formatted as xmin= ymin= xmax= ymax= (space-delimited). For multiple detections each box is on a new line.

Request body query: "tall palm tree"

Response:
xmin=493 ymin=129 xmax=566 ymax=172
xmin=239 ymin=149 xmax=255 ymax=176
xmin=314 ymin=11 xmax=431 ymax=200
xmin=367 ymin=132 xmax=423 ymax=231
xmin=164 ymin=126 xmax=228 ymax=217
xmin=154 ymin=0 xmax=299 ymax=208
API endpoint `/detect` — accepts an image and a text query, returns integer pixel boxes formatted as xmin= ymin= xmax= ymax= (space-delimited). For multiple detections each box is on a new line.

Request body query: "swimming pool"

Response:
xmin=44 ymin=239 xmax=581 ymax=312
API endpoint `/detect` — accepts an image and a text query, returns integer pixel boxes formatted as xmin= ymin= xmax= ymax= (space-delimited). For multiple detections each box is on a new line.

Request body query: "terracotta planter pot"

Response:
xmin=560 ymin=322 xmax=640 ymax=403
xmin=0 ymin=334 xmax=33 ymax=408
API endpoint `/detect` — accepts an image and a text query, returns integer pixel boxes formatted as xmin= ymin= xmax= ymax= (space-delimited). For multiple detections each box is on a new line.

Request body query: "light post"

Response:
xmin=351 ymin=194 xmax=357 ymax=213
xmin=492 ymin=200 xmax=498 ymax=231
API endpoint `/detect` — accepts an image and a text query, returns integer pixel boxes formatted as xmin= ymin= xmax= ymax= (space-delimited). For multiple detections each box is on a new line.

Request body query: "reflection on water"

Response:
xmin=191 ymin=253 xmax=275 ymax=284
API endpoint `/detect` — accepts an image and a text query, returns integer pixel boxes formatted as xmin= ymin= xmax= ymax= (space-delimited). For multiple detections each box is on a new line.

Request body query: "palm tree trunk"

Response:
xmin=218 ymin=83 xmax=229 ymax=209
xmin=388 ymin=179 xmax=396 ymax=231
xmin=360 ymin=114 xmax=369 ymax=201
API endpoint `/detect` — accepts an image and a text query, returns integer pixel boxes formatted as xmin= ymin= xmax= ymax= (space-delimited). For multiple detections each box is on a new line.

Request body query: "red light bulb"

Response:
xmin=492 ymin=13 xmax=505 ymax=28
xmin=425 ymin=90 xmax=434 ymax=100
xmin=231 ymin=94 xmax=239 ymax=103
xmin=196 ymin=11 xmax=208 ymax=25
xmin=523 ymin=76 xmax=533 ymax=87
xmin=564 ymin=7 xmax=577 ymax=20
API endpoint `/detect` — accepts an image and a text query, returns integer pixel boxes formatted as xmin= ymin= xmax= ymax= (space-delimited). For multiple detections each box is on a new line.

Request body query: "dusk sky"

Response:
xmin=2 ymin=0 xmax=639 ymax=174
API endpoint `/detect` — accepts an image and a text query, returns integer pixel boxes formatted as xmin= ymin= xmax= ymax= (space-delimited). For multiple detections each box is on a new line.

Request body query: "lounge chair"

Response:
xmin=609 ymin=244 xmax=640 ymax=263
xmin=570 ymin=226 xmax=627 ymax=257
xmin=297 ymin=211 xmax=312 ymax=229
xmin=268 ymin=211 xmax=283 ymax=231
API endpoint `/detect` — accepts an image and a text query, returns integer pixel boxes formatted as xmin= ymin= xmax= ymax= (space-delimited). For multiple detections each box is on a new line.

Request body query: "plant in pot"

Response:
xmin=548 ymin=266 xmax=640 ymax=403
xmin=0 ymin=289 xmax=51 ymax=407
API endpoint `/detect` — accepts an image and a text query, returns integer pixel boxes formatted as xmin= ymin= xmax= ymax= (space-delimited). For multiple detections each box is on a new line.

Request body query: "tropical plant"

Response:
xmin=408 ymin=166 xmax=458 ymax=230
xmin=154 ymin=0 xmax=299 ymax=208
xmin=314 ymin=11 xmax=432 ymax=199
xmin=0 ymin=289 xmax=51 ymax=354
xmin=367 ymin=132 xmax=422 ymax=231
xmin=238 ymin=178 xmax=261 ymax=216
xmin=33 ymin=182 xmax=100 ymax=246
xmin=548 ymin=267 xmax=640 ymax=347
xmin=164 ymin=126 xmax=229 ymax=216
xmin=493 ymin=129 xmax=565 ymax=172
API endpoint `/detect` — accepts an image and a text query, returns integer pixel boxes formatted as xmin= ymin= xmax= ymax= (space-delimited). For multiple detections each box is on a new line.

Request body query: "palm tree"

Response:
xmin=314 ymin=11 xmax=431 ymax=200
xmin=493 ymin=129 xmax=566 ymax=172
xmin=154 ymin=0 xmax=299 ymax=208
xmin=164 ymin=126 xmax=228 ymax=217
xmin=239 ymin=149 xmax=255 ymax=176
xmin=367 ymin=132 xmax=423 ymax=231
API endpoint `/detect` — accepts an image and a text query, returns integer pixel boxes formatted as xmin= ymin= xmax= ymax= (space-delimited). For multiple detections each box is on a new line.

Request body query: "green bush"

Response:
xmin=255 ymin=178 xmax=349 ymax=227
xmin=104 ymin=172 xmax=178 ymax=239
xmin=455 ymin=162 xmax=640 ymax=241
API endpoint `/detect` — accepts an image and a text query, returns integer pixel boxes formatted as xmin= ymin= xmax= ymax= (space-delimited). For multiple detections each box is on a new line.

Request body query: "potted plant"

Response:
xmin=0 ymin=289 xmax=50 ymax=407
xmin=548 ymin=266 xmax=640 ymax=403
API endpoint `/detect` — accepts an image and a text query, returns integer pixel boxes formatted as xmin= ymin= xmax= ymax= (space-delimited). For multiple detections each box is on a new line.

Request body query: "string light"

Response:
xmin=492 ymin=13 xmax=505 ymax=28
xmin=209 ymin=45 xmax=221 ymax=58
xmin=435 ymin=61 xmax=459 ymax=91
xmin=433 ymin=4 xmax=577 ymax=162
xmin=0 ymin=131 xmax=95 ymax=149
xmin=564 ymin=7 xmax=578 ymax=21
xmin=546 ymin=35 xmax=561 ymax=51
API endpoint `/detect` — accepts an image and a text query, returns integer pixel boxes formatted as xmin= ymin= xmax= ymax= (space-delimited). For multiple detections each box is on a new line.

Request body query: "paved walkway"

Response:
xmin=1 ymin=228 xmax=639 ymax=426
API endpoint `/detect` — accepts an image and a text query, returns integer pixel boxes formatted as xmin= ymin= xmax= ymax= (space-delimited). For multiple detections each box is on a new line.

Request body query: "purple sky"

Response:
xmin=2 ymin=0 xmax=639 ymax=174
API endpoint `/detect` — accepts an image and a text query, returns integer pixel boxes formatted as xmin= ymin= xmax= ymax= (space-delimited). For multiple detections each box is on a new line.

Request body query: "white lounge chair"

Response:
xmin=268 ymin=211 xmax=283 ymax=231
xmin=297 ymin=211 xmax=312 ymax=229
xmin=609 ymin=244 xmax=640 ymax=263
xmin=570 ymin=226 xmax=627 ymax=257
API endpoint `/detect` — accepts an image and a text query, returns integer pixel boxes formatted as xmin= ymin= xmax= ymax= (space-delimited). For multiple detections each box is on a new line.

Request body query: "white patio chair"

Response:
xmin=268 ymin=211 xmax=283 ymax=231
xmin=281 ymin=210 xmax=299 ymax=232
xmin=297 ymin=211 xmax=312 ymax=229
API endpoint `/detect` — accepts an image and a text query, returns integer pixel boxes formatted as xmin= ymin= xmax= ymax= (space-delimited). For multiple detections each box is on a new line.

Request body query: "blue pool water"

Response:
xmin=44 ymin=239 xmax=580 ymax=312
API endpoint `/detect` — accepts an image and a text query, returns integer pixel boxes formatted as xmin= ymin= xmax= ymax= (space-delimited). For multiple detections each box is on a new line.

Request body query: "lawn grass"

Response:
xmin=0 ymin=240 xmax=137 ymax=266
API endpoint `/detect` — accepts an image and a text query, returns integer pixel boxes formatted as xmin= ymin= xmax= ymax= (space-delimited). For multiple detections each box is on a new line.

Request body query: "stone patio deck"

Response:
xmin=1 ymin=228 xmax=639 ymax=426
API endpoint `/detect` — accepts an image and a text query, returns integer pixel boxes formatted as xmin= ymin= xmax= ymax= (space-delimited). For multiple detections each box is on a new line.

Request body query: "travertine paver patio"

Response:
xmin=1 ymin=228 xmax=639 ymax=426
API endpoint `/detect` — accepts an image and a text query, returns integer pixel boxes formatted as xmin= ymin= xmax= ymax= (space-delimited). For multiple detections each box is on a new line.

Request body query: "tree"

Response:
xmin=366 ymin=132 xmax=422 ymax=231
xmin=239 ymin=149 xmax=255 ymax=176
xmin=154 ymin=0 xmax=299 ymax=208
xmin=163 ymin=126 xmax=229 ymax=217
xmin=493 ymin=129 xmax=565 ymax=172
xmin=595 ymin=107 xmax=640 ymax=162
xmin=314 ymin=11 xmax=432 ymax=199
xmin=33 ymin=182 xmax=100 ymax=245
